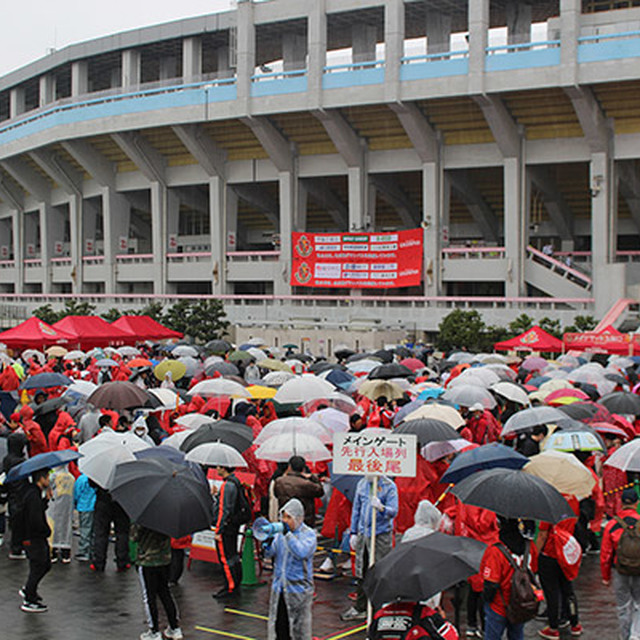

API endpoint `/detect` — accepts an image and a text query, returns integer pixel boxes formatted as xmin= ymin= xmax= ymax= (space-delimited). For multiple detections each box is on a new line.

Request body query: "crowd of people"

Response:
xmin=0 ymin=338 xmax=639 ymax=640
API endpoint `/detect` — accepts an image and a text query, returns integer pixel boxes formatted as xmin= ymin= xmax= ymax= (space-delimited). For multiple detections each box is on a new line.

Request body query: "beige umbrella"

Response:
xmin=358 ymin=379 xmax=404 ymax=401
xmin=524 ymin=450 xmax=596 ymax=500
xmin=46 ymin=345 xmax=68 ymax=357
xmin=257 ymin=359 xmax=293 ymax=373
xmin=402 ymin=403 xmax=465 ymax=429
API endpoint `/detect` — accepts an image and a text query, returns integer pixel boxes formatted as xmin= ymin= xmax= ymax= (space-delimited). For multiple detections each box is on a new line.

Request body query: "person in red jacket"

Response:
xmin=602 ymin=435 xmax=628 ymax=519
xmin=18 ymin=406 xmax=48 ymax=457
xmin=0 ymin=364 xmax=20 ymax=391
xmin=47 ymin=409 xmax=76 ymax=451
xmin=601 ymin=488 xmax=640 ymax=640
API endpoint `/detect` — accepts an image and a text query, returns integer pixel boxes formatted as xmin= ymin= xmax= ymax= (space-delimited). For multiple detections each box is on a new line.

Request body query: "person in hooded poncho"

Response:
xmin=264 ymin=498 xmax=317 ymax=640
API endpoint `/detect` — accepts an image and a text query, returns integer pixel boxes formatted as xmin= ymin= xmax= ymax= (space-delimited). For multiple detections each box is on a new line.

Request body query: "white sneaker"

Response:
xmin=140 ymin=630 xmax=162 ymax=640
xmin=165 ymin=627 xmax=184 ymax=639
xmin=319 ymin=557 xmax=334 ymax=572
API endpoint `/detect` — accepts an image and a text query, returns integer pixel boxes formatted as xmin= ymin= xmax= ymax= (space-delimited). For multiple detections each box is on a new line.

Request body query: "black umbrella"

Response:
xmin=290 ymin=352 xmax=313 ymax=363
xmin=372 ymin=349 xmax=394 ymax=364
xmin=205 ymin=361 xmax=240 ymax=377
xmin=605 ymin=373 xmax=629 ymax=388
xmin=205 ymin=339 xmax=233 ymax=355
xmin=451 ymin=468 xmax=575 ymax=524
xmin=180 ymin=420 xmax=253 ymax=453
xmin=558 ymin=401 xmax=612 ymax=423
xmin=87 ymin=381 xmax=151 ymax=411
xmin=334 ymin=347 xmax=355 ymax=360
xmin=345 ymin=353 xmax=382 ymax=364
xmin=307 ymin=361 xmax=342 ymax=375
xmin=21 ymin=373 xmax=72 ymax=390
xmin=363 ymin=532 xmax=486 ymax=609
xmin=369 ymin=363 xmax=414 ymax=380
xmin=600 ymin=392 xmax=640 ymax=416
xmin=110 ymin=458 xmax=213 ymax=538
xmin=33 ymin=397 xmax=66 ymax=417
xmin=394 ymin=418 xmax=459 ymax=446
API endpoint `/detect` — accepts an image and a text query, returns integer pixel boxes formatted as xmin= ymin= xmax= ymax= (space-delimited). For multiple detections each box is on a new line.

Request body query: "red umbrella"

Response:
xmin=545 ymin=388 xmax=590 ymax=405
xmin=591 ymin=422 xmax=630 ymax=441
xmin=400 ymin=357 xmax=426 ymax=372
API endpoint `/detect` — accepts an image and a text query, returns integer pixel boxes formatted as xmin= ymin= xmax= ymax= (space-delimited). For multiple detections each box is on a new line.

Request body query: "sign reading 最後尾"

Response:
xmin=291 ymin=229 xmax=423 ymax=288
xmin=333 ymin=431 xmax=417 ymax=477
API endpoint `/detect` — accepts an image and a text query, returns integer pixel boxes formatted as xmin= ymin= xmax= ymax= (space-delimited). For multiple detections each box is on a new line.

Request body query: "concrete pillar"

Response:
xmin=504 ymin=156 xmax=525 ymax=298
xmin=9 ymin=88 xmax=25 ymax=119
xmin=468 ymin=0 xmax=489 ymax=95
xmin=102 ymin=187 xmax=131 ymax=294
xmin=236 ymin=0 xmax=256 ymax=105
xmin=150 ymin=182 xmax=167 ymax=294
xmin=183 ymin=37 xmax=203 ymax=81
xmin=591 ymin=152 xmax=615 ymax=272
xmin=367 ymin=181 xmax=377 ymax=231
xmin=122 ymin=50 xmax=141 ymax=87
xmin=226 ymin=186 xmax=239 ymax=259
xmin=352 ymin=24 xmax=378 ymax=63
xmin=39 ymin=75 xmax=55 ymax=107
xmin=385 ymin=0 xmax=404 ymax=101
xmin=423 ymin=161 xmax=442 ymax=296
xmin=209 ymin=176 xmax=227 ymax=295
xmin=296 ymin=181 xmax=308 ymax=232
xmin=69 ymin=195 xmax=82 ymax=293
xmin=40 ymin=203 xmax=60 ymax=294
xmin=507 ymin=3 xmax=532 ymax=46
xmin=308 ymin=0 xmax=327 ymax=102
xmin=277 ymin=170 xmax=297 ymax=296
xmin=166 ymin=190 xmax=180 ymax=246
xmin=216 ymin=46 xmax=233 ymax=79
xmin=71 ymin=61 xmax=89 ymax=96
xmin=560 ymin=0 xmax=580 ymax=86
xmin=348 ymin=166 xmax=368 ymax=231
xmin=12 ymin=211 xmax=22 ymax=293
xmin=282 ymin=33 xmax=307 ymax=72
xmin=426 ymin=10 xmax=452 ymax=54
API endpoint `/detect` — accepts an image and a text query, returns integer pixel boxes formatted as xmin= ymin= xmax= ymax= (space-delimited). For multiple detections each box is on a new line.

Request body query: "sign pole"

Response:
xmin=367 ymin=475 xmax=378 ymax=629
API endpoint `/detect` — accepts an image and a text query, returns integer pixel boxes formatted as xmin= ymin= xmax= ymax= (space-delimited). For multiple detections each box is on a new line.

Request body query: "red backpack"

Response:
xmin=369 ymin=603 xmax=459 ymax=640
xmin=548 ymin=529 xmax=583 ymax=581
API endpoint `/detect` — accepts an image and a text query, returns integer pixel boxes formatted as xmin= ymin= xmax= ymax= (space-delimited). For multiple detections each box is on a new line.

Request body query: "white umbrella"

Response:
xmin=175 ymin=414 xmax=216 ymax=430
xmin=309 ymin=408 xmax=350 ymax=433
xmin=162 ymin=430 xmax=192 ymax=450
xmin=189 ymin=379 xmax=250 ymax=398
xmin=422 ymin=438 xmax=472 ymax=462
xmin=255 ymin=417 xmax=332 ymax=445
xmin=185 ymin=442 xmax=248 ymax=467
xmin=248 ymin=347 xmax=268 ymax=362
xmin=442 ymin=385 xmax=497 ymax=410
xmin=204 ymin=355 xmax=224 ymax=368
xmin=255 ymin=433 xmax=331 ymax=463
xmin=78 ymin=431 xmax=151 ymax=456
xmin=23 ymin=349 xmax=45 ymax=364
xmin=247 ymin=337 xmax=265 ymax=346
xmin=449 ymin=368 xmax=501 ymax=388
xmin=301 ymin=392 xmax=357 ymax=415
xmin=148 ymin=388 xmax=182 ymax=409
xmin=172 ymin=345 xmax=199 ymax=358
xmin=604 ymin=439 xmax=640 ymax=472
xmin=473 ymin=353 xmax=508 ymax=365
xmin=490 ymin=381 xmax=530 ymax=406
xmin=78 ymin=445 xmax=136 ymax=489
xmin=65 ymin=380 xmax=98 ymax=398
xmin=262 ymin=371 xmax=297 ymax=387
xmin=345 ymin=359 xmax=381 ymax=374
xmin=179 ymin=356 xmax=203 ymax=378
xmin=117 ymin=346 xmax=140 ymax=357
xmin=64 ymin=350 xmax=86 ymax=361
xmin=274 ymin=376 xmax=335 ymax=404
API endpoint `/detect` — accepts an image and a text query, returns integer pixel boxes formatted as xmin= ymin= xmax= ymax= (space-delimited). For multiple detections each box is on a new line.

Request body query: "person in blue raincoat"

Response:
xmin=264 ymin=498 xmax=317 ymax=640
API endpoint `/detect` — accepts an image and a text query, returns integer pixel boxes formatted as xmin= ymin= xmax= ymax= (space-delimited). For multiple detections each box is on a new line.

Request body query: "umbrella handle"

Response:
xmin=434 ymin=484 xmax=453 ymax=507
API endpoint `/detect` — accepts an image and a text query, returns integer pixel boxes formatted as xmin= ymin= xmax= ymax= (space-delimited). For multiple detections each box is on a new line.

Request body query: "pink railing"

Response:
xmin=83 ymin=255 xmax=105 ymax=263
xmin=51 ymin=257 xmax=72 ymax=265
xmin=226 ymin=251 xmax=281 ymax=261
xmin=527 ymin=246 xmax=592 ymax=289
xmin=0 ymin=260 xmax=15 ymax=268
xmin=24 ymin=259 xmax=42 ymax=267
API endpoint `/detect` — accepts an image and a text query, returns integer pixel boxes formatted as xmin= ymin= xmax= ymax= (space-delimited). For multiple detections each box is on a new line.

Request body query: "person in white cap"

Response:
xmin=263 ymin=498 xmax=317 ymax=640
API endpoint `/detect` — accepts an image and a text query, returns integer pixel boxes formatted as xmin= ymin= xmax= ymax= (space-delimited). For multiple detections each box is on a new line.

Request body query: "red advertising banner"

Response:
xmin=291 ymin=229 xmax=423 ymax=288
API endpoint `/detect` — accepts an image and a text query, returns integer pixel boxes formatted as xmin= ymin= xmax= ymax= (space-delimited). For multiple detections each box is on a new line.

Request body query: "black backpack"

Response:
xmin=497 ymin=543 xmax=540 ymax=624
xmin=228 ymin=475 xmax=252 ymax=526
xmin=613 ymin=515 xmax=640 ymax=576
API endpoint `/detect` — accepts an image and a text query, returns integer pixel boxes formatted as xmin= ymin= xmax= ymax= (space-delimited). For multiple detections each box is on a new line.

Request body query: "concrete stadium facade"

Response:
xmin=0 ymin=0 xmax=639 ymax=336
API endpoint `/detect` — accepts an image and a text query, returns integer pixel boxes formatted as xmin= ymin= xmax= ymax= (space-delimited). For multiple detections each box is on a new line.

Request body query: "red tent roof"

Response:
xmin=494 ymin=326 xmax=563 ymax=353
xmin=53 ymin=316 xmax=132 ymax=349
xmin=0 ymin=317 xmax=76 ymax=349
xmin=112 ymin=316 xmax=183 ymax=341
xmin=563 ymin=325 xmax=636 ymax=354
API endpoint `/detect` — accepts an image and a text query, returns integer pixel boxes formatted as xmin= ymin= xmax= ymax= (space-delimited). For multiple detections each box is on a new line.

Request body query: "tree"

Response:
xmin=101 ymin=308 xmax=123 ymax=323
xmin=132 ymin=301 xmax=165 ymax=323
xmin=58 ymin=299 xmax=96 ymax=318
xmin=564 ymin=315 xmax=597 ymax=334
xmin=508 ymin=313 xmax=534 ymax=336
xmin=539 ymin=316 xmax=563 ymax=339
xmin=33 ymin=304 xmax=61 ymax=325
xmin=478 ymin=325 xmax=510 ymax=352
xmin=164 ymin=299 xmax=229 ymax=342
xmin=436 ymin=309 xmax=487 ymax=353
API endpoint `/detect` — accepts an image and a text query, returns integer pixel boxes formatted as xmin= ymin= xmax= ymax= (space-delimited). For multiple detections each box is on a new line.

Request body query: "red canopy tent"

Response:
xmin=0 ymin=317 xmax=76 ymax=349
xmin=563 ymin=325 xmax=639 ymax=355
xmin=494 ymin=326 xmax=563 ymax=353
xmin=112 ymin=315 xmax=183 ymax=341
xmin=53 ymin=316 xmax=132 ymax=349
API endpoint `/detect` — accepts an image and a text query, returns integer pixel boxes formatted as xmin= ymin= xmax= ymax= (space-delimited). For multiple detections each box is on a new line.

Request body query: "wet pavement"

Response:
xmin=0 ymin=538 xmax=619 ymax=640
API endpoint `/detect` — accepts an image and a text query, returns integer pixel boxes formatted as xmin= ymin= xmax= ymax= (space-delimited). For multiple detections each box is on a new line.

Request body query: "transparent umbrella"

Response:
xmin=255 ymin=433 xmax=331 ymax=462
xmin=442 ymin=385 xmax=496 ymax=410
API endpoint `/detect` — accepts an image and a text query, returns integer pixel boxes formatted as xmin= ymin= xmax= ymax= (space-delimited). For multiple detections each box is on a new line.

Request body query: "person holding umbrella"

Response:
xmin=131 ymin=523 xmax=183 ymax=640
xmin=263 ymin=498 xmax=317 ymax=640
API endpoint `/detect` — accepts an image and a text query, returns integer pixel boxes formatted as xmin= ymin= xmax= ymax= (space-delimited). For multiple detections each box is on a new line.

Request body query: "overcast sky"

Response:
xmin=0 ymin=0 xmax=233 ymax=76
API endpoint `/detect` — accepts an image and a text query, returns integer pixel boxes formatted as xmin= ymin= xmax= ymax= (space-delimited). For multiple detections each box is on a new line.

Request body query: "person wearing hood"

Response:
xmin=2 ymin=431 xmax=28 ymax=559
xmin=132 ymin=416 xmax=155 ymax=446
xmin=263 ymin=498 xmax=317 ymax=640
xmin=341 ymin=475 xmax=399 ymax=622
xmin=16 ymin=405 xmax=48 ymax=457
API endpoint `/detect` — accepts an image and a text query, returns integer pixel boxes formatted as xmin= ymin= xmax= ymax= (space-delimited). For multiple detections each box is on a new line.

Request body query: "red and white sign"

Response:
xmin=168 ymin=234 xmax=178 ymax=251
xmin=291 ymin=229 xmax=423 ymax=289
xmin=84 ymin=239 xmax=94 ymax=255
xmin=333 ymin=431 xmax=417 ymax=477
xmin=54 ymin=241 xmax=63 ymax=256
xmin=119 ymin=236 xmax=129 ymax=252
xmin=26 ymin=243 xmax=35 ymax=257
xmin=227 ymin=231 xmax=236 ymax=249
xmin=0 ymin=246 xmax=8 ymax=258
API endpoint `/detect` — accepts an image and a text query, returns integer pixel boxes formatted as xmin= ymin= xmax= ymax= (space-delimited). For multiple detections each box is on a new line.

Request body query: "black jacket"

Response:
xmin=21 ymin=483 xmax=51 ymax=542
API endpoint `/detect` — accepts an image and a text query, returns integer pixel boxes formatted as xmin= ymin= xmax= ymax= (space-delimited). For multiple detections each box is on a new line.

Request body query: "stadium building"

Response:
xmin=0 ymin=0 xmax=639 ymax=340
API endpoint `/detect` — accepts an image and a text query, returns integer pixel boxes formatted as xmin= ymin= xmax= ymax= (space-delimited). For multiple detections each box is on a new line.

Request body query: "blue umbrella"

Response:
xmin=527 ymin=376 xmax=551 ymax=388
xmin=6 ymin=449 xmax=82 ymax=483
xmin=324 ymin=368 xmax=355 ymax=391
xmin=328 ymin=462 xmax=360 ymax=503
xmin=440 ymin=443 xmax=528 ymax=485
xmin=21 ymin=372 xmax=72 ymax=390
xmin=417 ymin=388 xmax=445 ymax=401
xmin=135 ymin=446 xmax=186 ymax=465
xmin=393 ymin=398 xmax=424 ymax=425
